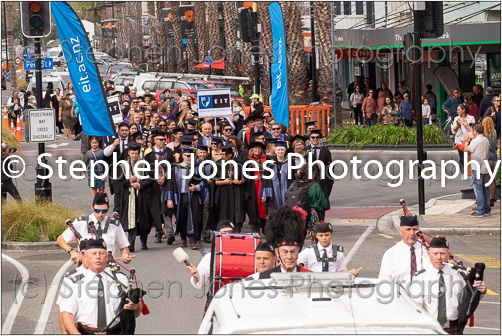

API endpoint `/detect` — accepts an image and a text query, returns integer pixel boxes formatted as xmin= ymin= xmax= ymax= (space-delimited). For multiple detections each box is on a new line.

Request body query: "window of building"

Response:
xmin=366 ymin=2 xmax=375 ymax=27
xmin=343 ymin=1 xmax=351 ymax=15
xmin=356 ymin=1 xmax=364 ymax=15
xmin=334 ymin=1 xmax=341 ymax=15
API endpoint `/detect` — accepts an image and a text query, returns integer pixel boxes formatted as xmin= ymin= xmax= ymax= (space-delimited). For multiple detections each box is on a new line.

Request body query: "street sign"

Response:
xmin=27 ymin=109 xmax=56 ymax=143
xmin=23 ymin=58 xmax=53 ymax=70
xmin=205 ymin=56 xmax=213 ymax=66
xmin=197 ymin=89 xmax=232 ymax=118
xmin=107 ymin=95 xmax=123 ymax=124
xmin=15 ymin=57 xmax=22 ymax=66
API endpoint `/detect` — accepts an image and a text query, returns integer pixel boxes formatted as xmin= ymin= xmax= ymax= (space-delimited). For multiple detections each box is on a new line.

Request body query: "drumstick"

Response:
xmin=356 ymin=267 xmax=363 ymax=272
xmin=116 ymin=255 xmax=136 ymax=260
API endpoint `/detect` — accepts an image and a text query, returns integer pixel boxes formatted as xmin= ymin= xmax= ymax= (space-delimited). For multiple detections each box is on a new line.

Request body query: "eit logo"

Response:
xmin=200 ymin=96 xmax=212 ymax=108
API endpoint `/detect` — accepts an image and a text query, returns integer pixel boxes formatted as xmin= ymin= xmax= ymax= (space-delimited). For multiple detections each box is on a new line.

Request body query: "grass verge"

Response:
xmin=2 ymin=201 xmax=79 ymax=242
xmin=2 ymin=126 xmax=21 ymax=150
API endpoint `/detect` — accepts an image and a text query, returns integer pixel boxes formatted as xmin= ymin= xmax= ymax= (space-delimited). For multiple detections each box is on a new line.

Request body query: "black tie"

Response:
xmin=322 ymin=249 xmax=329 ymax=272
xmin=96 ymin=274 xmax=107 ymax=330
xmin=96 ymin=222 xmax=103 ymax=238
xmin=438 ymin=270 xmax=447 ymax=326
xmin=120 ymin=138 xmax=125 ymax=152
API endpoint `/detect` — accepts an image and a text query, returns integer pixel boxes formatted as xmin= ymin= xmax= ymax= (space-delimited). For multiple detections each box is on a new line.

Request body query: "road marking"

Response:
xmin=34 ymin=259 xmax=74 ymax=334
xmin=468 ymin=326 xmax=501 ymax=331
xmin=480 ymin=301 xmax=500 ymax=304
xmin=455 ymin=254 xmax=500 ymax=268
xmin=345 ymin=226 xmax=374 ymax=265
xmin=486 ymin=289 xmax=499 ymax=296
xmin=379 ymin=234 xmax=393 ymax=239
xmin=2 ymin=253 xmax=30 ymax=334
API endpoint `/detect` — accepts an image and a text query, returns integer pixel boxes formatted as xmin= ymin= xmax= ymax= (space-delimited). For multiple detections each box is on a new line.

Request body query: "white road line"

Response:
xmin=2 ymin=253 xmax=30 ymax=334
xmin=345 ymin=226 xmax=374 ymax=265
xmin=479 ymin=301 xmax=501 ymax=305
xmin=34 ymin=259 xmax=73 ymax=334
xmin=468 ymin=326 xmax=501 ymax=331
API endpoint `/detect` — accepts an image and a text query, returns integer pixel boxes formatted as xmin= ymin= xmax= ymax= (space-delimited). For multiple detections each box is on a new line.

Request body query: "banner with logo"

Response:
xmin=162 ymin=8 xmax=174 ymax=39
xmin=51 ymin=2 xmax=115 ymax=136
xmin=100 ymin=21 xmax=107 ymax=36
xmin=110 ymin=19 xmax=118 ymax=38
xmin=197 ymin=89 xmax=232 ymax=118
xmin=180 ymin=5 xmax=196 ymax=39
xmin=269 ymin=2 xmax=289 ymax=127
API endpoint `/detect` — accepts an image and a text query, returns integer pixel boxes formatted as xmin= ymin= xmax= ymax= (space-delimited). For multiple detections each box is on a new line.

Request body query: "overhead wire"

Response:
xmin=348 ymin=1 xmax=409 ymax=30
xmin=446 ymin=3 xmax=500 ymax=24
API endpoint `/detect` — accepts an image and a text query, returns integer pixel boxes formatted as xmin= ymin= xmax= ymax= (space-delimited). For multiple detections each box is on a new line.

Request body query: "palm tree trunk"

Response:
xmin=194 ymin=2 xmax=207 ymax=69
xmin=207 ymin=2 xmax=223 ymax=75
xmin=129 ymin=3 xmax=143 ymax=65
xmin=222 ymin=2 xmax=240 ymax=87
xmin=5 ymin=2 xmax=16 ymax=88
xmin=257 ymin=2 xmax=272 ymax=105
xmin=168 ymin=1 xmax=186 ymax=73
xmin=313 ymin=2 xmax=334 ymax=106
xmin=283 ymin=2 xmax=309 ymax=105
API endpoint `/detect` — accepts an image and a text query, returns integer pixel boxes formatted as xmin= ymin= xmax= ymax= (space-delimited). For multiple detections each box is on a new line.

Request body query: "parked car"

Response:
xmin=94 ymin=51 xmax=113 ymax=65
xmin=154 ymin=88 xmax=198 ymax=105
xmin=46 ymin=47 xmax=65 ymax=66
xmin=133 ymin=75 xmax=210 ymax=97
xmin=105 ymin=65 xmax=144 ymax=82
xmin=202 ymin=80 xmax=243 ymax=103
xmin=113 ymin=75 xmax=136 ymax=93
xmin=27 ymin=74 xmax=65 ymax=98
xmin=198 ymin=273 xmax=444 ymax=334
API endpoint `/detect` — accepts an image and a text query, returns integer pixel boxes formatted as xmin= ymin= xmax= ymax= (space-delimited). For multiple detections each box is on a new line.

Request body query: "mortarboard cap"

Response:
xmin=255 ymin=241 xmax=274 ymax=253
xmin=126 ymin=142 xmax=142 ymax=151
xmin=305 ymin=121 xmax=317 ymax=128
xmin=187 ymin=118 xmax=198 ymax=126
xmin=180 ymin=135 xmax=194 ymax=145
xmin=196 ymin=145 xmax=210 ymax=152
xmin=310 ymin=129 xmax=323 ymax=138
xmin=290 ymin=134 xmax=306 ymax=144
xmin=172 ymin=127 xmax=184 ymax=134
xmin=248 ymin=141 xmax=266 ymax=150
xmin=181 ymin=147 xmax=196 ymax=154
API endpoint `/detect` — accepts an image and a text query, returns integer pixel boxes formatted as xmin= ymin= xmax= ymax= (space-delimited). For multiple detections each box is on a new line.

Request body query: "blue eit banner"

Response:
xmin=51 ymin=2 xmax=114 ymax=136
xmin=269 ymin=2 xmax=289 ymax=127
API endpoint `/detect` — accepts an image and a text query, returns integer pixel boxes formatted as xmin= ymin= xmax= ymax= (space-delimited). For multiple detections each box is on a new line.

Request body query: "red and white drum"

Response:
xmin=209 ymin=232 xmax=260 ymax=296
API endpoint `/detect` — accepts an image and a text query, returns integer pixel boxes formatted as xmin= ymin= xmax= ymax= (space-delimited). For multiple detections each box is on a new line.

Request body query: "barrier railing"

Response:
xmin=242 ymin=105 xmax=332 ymax=137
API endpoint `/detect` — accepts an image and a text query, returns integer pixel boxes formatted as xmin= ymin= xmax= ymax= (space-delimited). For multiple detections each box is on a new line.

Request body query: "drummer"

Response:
xmin=187 ymin=220 xmax=235 ymax=290
xmin=247 ymin=241 xmax=276 ymax=280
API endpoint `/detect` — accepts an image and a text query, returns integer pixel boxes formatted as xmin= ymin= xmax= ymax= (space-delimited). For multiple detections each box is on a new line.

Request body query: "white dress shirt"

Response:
xmin=58 ymin=267 xmax=128 ymax=329
xmin=190 ymin=252 xmax=211 ymax=290
xmin=57 ymin=265 xmax=85 ymax=306
xmin=378 ymin=240 xmax=431 ymax=290
xmin=297 ymin=242 xmax=347 ymax=272
xmin=409 ymin=264 xmax=465 ymax=322
xmin=61 ymin=214 xmax=129 ymax=256
xmin=104 ymin=137 xmax=128 ymax=157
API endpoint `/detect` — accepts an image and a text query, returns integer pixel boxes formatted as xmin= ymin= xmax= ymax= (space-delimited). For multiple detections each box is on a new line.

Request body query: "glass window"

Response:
xmin=366 ymin=2 xmax=375 ymax=26
xmin=356 ymin=1 xmax=364 ymax=15
xmin=173 ymin=82 xmax=188 ymax=89
xmin=334 ymin=1 xmax=341 ymax=15
xmin=343 ymin=1 xmax=351 ymax=15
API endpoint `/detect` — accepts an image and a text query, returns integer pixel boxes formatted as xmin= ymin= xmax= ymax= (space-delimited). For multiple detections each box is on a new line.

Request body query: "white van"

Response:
xmin=47 ymin=47 xmax=65 ymax=66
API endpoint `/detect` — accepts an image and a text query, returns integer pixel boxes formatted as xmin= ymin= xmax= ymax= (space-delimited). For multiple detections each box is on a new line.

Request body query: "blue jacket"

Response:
xmin=441 ymin=97 xmax=462 ymax=119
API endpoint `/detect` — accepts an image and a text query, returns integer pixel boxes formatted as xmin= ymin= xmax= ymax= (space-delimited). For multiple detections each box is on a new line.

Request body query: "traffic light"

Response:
xmin=239 ymin=8 xmax=258 ymax=43
xmin=401 ymin=33 xmax=415 ymax=62
xmin=415 ymin=2 xmax=444 ymax=39
xmin=20 ymin=2 xmax=52 ymax=38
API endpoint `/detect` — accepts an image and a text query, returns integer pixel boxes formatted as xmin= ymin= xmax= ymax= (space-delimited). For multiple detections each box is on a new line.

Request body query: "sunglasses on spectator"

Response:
xmin=311 ymin=136 xmax=320 ymax=139
xmin=159 ymin=124 xmax=167 ymax=127
xmin=156 ymin=138 xmax=166 ymax=142
xmin=495 ymin=100 xmax=501 ymax=102
xmin=272 ymin=127 xmax=280 ymax=130
xmin=224 ymin=128 xmax=232 ymax=132
xmin=94 ymin=209 xmax=109 ymax=214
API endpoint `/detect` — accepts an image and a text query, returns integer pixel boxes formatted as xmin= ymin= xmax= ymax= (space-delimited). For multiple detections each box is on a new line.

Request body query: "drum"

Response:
xmin=209 ymin=232 xmax=260 ymax=296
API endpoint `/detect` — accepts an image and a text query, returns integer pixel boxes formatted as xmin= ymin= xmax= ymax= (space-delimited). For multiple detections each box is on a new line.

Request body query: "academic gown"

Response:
xmin=165 ymin=164 xmax=205 ymax=237
xmin=305 ymin=144 xmax=333 ymax=209
xmin=210 ymin=159 xmax=246 ymax=226
xmin=290 ymin=152 xmax=308 ymax=180
xmin=193 ymin=158 xmax=214 ymax=236
xmin=262 ymin=158 xmax=293 ymax=209
xmin=117 ymin=158 xmax=153 ymax=233
xmin=244 ymin=155 xmax=268 ymax=224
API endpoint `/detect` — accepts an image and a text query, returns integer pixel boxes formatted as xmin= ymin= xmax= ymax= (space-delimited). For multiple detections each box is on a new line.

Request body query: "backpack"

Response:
xmin=284 ymin=181 xmax=313 ymax=214
xmin=424 ymin=92 xmax=436 ymax=109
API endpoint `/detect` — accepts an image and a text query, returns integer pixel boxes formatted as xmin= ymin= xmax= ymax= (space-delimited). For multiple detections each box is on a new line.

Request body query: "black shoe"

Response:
xmin=203 ymin=237 xmax=211 ymax=244
xmin=129 ymin=245 xmax=135 ymax=253
xmin=155 ymin=237 xmax=162 ymax=243
xmin=167 ymin=236 xmax=175 ymax=245
xmin=141 ymin=242 xmax=148 ymax=250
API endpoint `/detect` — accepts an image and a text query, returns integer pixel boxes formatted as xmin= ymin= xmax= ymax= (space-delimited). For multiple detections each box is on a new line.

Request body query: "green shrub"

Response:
xmin=16 ymin=80 xmax=28 ymax=90
xmin=326 ymin=125 xmax=447 ymax=148
xmin=1 ymin=201 xmax=79 ymax=242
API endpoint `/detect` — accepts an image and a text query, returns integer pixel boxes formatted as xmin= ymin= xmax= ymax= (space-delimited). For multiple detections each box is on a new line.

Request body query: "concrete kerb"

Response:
xmin=375 ymin=194 xmax=501 ymax=236
xmin=1 ymin=241 xmax=75 ymax=251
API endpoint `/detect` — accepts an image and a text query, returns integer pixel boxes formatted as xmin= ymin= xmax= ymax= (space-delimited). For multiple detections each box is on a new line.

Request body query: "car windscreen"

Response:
xmin=187 ymin=82 xmax=210 ymax=90
xmin=115 ymin=77 xmax=134 ymax=86
xmin=47 ymin=50 xmax=60 ymax=57
xmin=142 ymin=80 xmax=172 ymax=91
xmin=28 ymin=80 xmax=62 ymax=92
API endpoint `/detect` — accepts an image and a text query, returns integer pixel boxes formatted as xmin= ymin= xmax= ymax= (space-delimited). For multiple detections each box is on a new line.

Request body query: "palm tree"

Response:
xmin=194 ymin=2 xmax=208 ymax=70
xmin=283 ymin=2 xmax=309 ymax=105
xmin=257 ymin=2 xmax=272 ymax=105
xmin=222 ymin=2 xmax=240 ymax=85
xmin=207 ymin=2 xmax=224 ymax=75
xmin=168 ymin=1 xmax=186 ymax=73
xmin=313 ymin=2 xmax=334 ymax=107
xmin=5 ymin=1 xmax=17 ymax=89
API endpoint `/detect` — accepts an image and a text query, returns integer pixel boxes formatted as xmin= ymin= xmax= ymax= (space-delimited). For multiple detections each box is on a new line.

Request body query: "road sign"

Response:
xmin=205 ymin=56 xmax=213 ymax=66
xmin=23 ymin=58 xmax=53 ymax=70
xmin=197 ymin=89 xmax=232 ymax=118
xmin=15 ymin=57 xmax=22 ymax=66
xmin=27 ymin=109 xmax=56 ymax=143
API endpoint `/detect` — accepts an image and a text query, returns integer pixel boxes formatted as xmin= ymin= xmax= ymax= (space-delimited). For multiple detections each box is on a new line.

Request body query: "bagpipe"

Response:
xmin=399 ymin=200 xmax=485 ymax=333
xmin=66 ymin=218 xmax=149 ymax=334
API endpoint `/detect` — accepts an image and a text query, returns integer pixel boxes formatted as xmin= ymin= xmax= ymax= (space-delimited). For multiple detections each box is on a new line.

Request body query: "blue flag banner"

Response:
xmin=269 ymin=2 xmax=289 ymax=127
xmin=51 ymin=2 xmax=114 ymax=136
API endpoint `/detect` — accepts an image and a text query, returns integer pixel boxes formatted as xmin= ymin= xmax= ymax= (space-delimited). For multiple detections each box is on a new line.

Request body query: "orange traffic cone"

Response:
xmin=21 ymin=114 xmax=25 ymax=130
xmin=10 ymin=120 xmax=15 ymax=134
xmin=3 ymin=105 xmax=8 ymax=128
xmin=16 ymin=116 xmax=25 ymax=142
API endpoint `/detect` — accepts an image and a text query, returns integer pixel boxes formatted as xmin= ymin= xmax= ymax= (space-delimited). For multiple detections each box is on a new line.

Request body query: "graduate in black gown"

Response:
xmin=304 ymin=130 xmax=333 ymax=220
xmin=262 ymin=140 xmax=293 ymax=209
xmin=244 ymin=142 xmax=268 ymax=233
xmin=165 ymin=147 xmax=205 ymax=250
xmin=210 ymin=144 xmax=246 ymax=233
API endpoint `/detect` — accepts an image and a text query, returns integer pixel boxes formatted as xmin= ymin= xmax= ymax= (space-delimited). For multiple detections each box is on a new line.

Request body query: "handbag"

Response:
xmin=91 ymin=150 xmax=107 ymax=182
